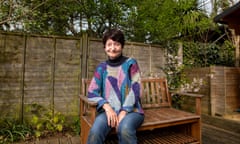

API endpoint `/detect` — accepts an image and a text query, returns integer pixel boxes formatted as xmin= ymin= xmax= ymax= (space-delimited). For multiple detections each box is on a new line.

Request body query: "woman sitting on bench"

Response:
xmin=86 ymin=28 xmax=144 ymax=144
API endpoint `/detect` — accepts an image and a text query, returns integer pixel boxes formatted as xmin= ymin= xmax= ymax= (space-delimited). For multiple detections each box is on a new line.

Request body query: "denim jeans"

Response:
xmin=87 ymin=112 xmax=144 ymax=144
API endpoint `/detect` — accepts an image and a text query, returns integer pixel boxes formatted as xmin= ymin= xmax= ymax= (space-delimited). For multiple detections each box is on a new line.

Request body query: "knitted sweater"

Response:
xmin=87 ymin=56 xmax=144 ymax=115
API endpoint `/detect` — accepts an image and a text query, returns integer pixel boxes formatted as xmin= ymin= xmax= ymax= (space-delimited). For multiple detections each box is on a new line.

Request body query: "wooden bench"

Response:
xmin=80 ymin=77 xmax=204 ymax=144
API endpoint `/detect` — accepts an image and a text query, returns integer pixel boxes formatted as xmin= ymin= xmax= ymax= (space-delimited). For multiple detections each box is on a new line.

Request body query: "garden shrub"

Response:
xmin=0 ymin=119 xmax=31 ymax=144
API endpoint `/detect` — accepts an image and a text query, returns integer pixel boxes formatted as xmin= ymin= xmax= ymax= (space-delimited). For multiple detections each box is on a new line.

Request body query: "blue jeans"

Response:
xmin=87 ymin=112 xmax=144 ymax=144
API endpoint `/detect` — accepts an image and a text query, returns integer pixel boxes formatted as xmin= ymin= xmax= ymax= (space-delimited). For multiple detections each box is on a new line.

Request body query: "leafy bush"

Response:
xmin=0 ymin=103 xmax=80 ymax=143
xmin=162 ymin=42 xmax=205 ymax=109
xmin=25 ymin=103 xmax=66 ymax=138
xmin=65 ymin=116 xmax=81 ymax=135
xmin=0 ymin=119 xmax=32 ymax=143
xmin=183 ymin=41 xmax=235 ymax=67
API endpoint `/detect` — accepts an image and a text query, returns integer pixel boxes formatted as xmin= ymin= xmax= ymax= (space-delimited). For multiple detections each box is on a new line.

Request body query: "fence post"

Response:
xmin=81 ymin=33 xmax=89 ymax=79
xmin=51 ymin=37 xmax=57 ymax=114
xmin=210 ymin=66 xmax=215 ymax=116
xmin=20 ymin=34 xmax=27 ymax=123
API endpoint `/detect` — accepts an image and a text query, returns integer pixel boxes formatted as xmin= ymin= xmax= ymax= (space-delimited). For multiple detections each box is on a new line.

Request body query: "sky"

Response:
xmin=198 ymin=0 xmax=240 ymax=15
xmin=198 ymin=0 xmax=212 ymax=14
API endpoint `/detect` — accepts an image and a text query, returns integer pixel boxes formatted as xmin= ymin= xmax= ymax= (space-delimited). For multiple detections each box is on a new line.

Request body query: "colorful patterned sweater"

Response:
xmin=87 ymin=56 xmax=144 ymax=115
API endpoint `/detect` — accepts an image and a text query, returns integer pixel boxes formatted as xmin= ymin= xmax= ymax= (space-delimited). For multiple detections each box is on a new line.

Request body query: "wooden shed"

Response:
xmin=214 ymin=2 xmax=240 ymax=67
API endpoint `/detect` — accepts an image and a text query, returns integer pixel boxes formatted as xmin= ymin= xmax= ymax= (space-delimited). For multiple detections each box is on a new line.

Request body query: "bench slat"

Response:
xmin=141 ymin=78 xmax=171 ymax=108
xmin=140 ymin=108 xmax=200 ymax=129
xmin=106 ymin=128 xmax=199 ymax=144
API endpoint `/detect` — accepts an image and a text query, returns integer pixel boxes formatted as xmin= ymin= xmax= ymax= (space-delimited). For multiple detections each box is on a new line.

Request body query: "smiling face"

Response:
xmin=104 ymin=39 xmax=123 ymax=60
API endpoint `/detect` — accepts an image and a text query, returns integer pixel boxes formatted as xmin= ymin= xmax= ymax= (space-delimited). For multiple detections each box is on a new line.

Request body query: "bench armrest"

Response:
xmin=170 ymin=91 xmax=204 ymax=115
xmin=79 ymin=94 xmax=98 ymax=106
xmin=170 ymin=91 xmax=204 ymax=98
xmin=79 ymin=94 xmax=97 ymax=124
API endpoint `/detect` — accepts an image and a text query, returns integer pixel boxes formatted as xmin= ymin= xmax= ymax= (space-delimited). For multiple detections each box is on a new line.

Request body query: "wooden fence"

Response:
xmin=183 ymin=66 xmax=240 ymax=116
xmin=0 ymin=32 xmax=165 ymax=121
xmin=2 ymin=32 xmax=238 ymax=122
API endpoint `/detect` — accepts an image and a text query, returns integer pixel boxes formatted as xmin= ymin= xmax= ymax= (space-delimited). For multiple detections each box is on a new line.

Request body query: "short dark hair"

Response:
xmin=102 ymin=28 xmax=125 ymax=48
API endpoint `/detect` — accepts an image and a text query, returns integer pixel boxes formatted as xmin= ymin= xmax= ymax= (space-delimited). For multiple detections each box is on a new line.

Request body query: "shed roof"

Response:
xmin=214 ymin=2 xmax=240 ymax=25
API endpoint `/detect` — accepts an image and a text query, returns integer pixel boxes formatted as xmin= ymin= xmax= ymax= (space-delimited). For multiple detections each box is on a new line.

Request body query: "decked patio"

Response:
xmin=15 ymin=115 xmax=240 ymax=144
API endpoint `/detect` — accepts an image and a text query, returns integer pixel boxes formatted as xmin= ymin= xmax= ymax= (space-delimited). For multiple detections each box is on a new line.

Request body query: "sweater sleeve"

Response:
xmin=87 ymin=64 xmax=108 ymax=111
xmin=121 ymin=60 xmax=141 ymax=113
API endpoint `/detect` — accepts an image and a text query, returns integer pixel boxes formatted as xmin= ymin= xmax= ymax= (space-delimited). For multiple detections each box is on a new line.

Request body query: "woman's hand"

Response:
xmin=116 ymin=110 xmax=127 ymax=131
xmin=103 ymin=103 xmax=118 ymax=127
xmin=118 ymin=110 xmax=127 ymax=123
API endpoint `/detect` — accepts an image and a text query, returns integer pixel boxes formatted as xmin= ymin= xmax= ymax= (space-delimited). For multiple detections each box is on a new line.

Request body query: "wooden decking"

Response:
xmin=14 ymin=114 xmax=240 ymax=144
xmin=15 ymin=123 xmax=240 ymax=144
xmin=15 ymin=136 xmax=79 ymax=144
xmin=202 ymin=114 xmax=240 ymax=144
xmin=202 ymin=123 xmax=240 ymax=144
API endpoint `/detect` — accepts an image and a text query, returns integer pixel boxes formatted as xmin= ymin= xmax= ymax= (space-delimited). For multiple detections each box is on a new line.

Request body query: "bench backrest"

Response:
xmin=81 ymin=79 xmax=91 ymax=97
xmin=81 ymin=78 xmax=171 ymax=109
xmin=141 ymin=78 xmax=171 ymax=109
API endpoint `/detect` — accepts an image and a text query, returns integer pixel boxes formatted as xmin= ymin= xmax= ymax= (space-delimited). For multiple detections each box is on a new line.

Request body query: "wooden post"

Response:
xmin=81 ymin=33 xmax=89 ymax=79
xmin=210 ymin=66 xmax=216 ymax=116
xmin=20 ymin=34 xmax=27 ymax=123
xmin=234 ymin=35 xmax=240 ymax=67
xmin=51 ymin=37 xmax=57 ymax=114
xmin=229 ymin=25 xmax=240 ymax=67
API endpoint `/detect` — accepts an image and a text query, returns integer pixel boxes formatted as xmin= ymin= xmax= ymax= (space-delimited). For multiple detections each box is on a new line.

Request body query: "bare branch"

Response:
xmin=0 ymin=0 xmax=49 ymax=25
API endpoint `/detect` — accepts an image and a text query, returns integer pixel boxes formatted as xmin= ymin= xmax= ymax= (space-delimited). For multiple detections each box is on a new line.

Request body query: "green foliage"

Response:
xmin=25 ymin=104 xmax=66 ymax=138
xmin=161 ymin=42 xmax=205 ymax=109
xmin=0 ymin=103 xmax=79 ymax=143
xmin=0 ymin=0 xmax=233 ymax=49
xmin=135 ymin=0 xmax=213 ymax=43
xmin=171 ymin=94 xmax=186 ymax=109
xmin=0 ymin=0 xmax=26 ymax=31
xmin=1 ymin=0 xmax=137 ymax=37
xmin=161 ymin=42 xmax=185 ymax=90
xmin=161 ymin=43 xmax=187 ymax=109
xmin=162 ymin=53 xmax=185 ymax=90
xmin=68 ymin=116 xmax=80 ymax=135
xmin=22 ymin=0 xmax=80 ymax=35
xmin=183 ymin=41 xmax=235 ymax=67
xmin=0 ymin=0 xmax=236 ymax=69
xmin=0 ymin=119 xmax=32 ymax=143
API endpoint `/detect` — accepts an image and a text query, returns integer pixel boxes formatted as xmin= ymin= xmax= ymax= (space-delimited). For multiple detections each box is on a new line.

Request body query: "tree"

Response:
xmin=0 ymin=0 xmax=236 ymax=68
xmin=78 ymin=0 xmax=126 ymax=38
xmin=0 ymin=0 xmax=137 ymax=38
xmin=0 ymin=0 xmax=47 ymax=31
xmin=133 ymin=0 xmax=214 ymax=43
xmin=0 ymin=0 xmax=214 ymax=42
xmin=21 ymin=0 xmax=82 ymax=35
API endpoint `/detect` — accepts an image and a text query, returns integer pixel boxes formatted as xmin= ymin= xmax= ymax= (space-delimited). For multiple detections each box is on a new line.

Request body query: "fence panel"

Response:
xmin=54 ymin=38 xmax=82 ymax=116
xmin=224 ymin=67 xmax=240 ymax=114
xmin=24 ymin=36 xmax=54 ymax=108
xmin=0 ymin=33 xmax=25 ymax=119
xmin=184 ymin=66 xmax=240 ymax=116
xmin=183 ymin=67 xmax=211 ymax=115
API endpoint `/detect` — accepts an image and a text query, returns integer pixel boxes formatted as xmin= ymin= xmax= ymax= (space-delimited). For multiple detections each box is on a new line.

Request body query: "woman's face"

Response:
xmin=105 ymin=39 xmax=123 ymax=60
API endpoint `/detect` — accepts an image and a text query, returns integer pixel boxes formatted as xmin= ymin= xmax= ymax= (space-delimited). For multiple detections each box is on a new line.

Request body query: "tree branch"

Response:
xmin=0 ymin=0 xmax=49 ymax=25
